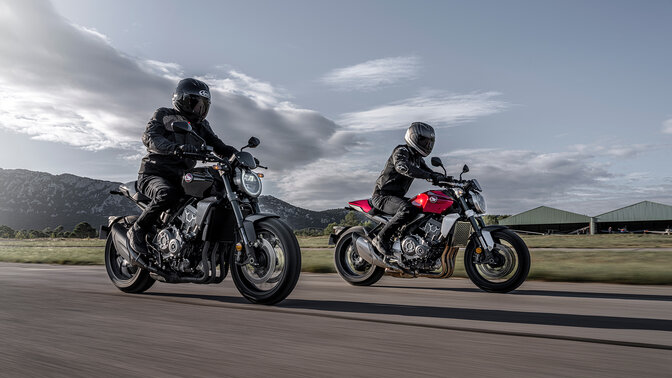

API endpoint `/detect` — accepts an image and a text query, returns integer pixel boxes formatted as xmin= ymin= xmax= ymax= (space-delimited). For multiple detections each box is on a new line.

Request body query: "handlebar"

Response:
xmin=177 ymin=147 xmax=267 ymax=171
xmin=435 ymin=179 xmax=468 ymax=188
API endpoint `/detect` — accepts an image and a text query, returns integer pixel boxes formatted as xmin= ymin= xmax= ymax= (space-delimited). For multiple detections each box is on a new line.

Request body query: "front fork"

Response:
xmin=220 ymin=171 xmax=258 ymax=265
xmin=459 ymin=198 xmax=496 ymax=264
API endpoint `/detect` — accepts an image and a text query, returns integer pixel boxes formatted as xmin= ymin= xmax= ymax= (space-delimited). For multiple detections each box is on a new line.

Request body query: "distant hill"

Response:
xmin=0 ymin=168 xmax=348 ymax=230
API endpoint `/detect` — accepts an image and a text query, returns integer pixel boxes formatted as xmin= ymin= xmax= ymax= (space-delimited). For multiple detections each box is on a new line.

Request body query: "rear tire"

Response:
xmin=104 ymin=216 xmax=155 ymax=294
xmin=230 ymin=218 xmax=301 ymax=305
xmin=464 ymin=228 xmax=529 ymax=293
xmin=334 ymin=227 xmax=385 ymax=286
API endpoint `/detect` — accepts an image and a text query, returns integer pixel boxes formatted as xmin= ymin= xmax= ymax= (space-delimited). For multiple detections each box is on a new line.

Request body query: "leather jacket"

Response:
xmin=373 ymin=144 xmax=434 ymax=197
xmin=138 ymin=107 xmax=237 ymax=181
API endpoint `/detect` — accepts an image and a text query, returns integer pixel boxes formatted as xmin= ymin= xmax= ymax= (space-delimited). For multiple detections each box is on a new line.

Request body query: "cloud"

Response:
xmin=338 ymin=91 xmax=509 ymax=132
xmin=436 ymin=147 xmax=672 ymax=215
xmin=320 ymin=56 xmax=420 ymax=91
xmin=273 ymin=155 xmax=381 ymax=209
xmin=571 ymin=143 xmax=658 ymax=158
xmin=663 ymin=118 xmax=672 ymax=134
xmin=0 ymin=0 xmax=345 ymax=170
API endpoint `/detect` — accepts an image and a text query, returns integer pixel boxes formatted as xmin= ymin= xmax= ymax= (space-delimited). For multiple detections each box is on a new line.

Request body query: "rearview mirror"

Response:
xmin=430 ymin=157 xmax=443 ymax=167
xmin=459 ymin=164 xmax=469 ymax=181
xmin=246 ymin=137 xmax=260 ymax=149
xmin=171 ymin=121 xmax=192 ymax=134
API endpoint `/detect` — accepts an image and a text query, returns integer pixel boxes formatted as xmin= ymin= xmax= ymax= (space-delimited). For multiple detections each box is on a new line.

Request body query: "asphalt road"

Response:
xmin=1 ymin=263 xmax=671 ymax=377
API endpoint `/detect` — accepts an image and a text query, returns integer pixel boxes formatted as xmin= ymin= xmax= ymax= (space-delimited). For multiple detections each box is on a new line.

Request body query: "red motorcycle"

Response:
xmin=330 ymin=159 xmax=530 ymax=293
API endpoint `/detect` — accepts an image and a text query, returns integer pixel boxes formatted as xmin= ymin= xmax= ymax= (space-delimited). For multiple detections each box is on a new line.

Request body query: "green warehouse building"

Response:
xmin=499 ymin=201 xmax=672 ymax=234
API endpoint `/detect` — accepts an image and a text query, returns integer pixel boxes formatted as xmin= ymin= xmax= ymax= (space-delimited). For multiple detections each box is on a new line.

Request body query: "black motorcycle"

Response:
xmin=101 ymin=122 xmax=301 ymax=305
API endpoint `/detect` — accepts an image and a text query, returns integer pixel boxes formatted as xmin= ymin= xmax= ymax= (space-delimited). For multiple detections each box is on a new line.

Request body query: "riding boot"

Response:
xmin=127 ymin=223 xmax=149 ymax=257
xmin=372 ymin=233 xmax=392 ymax=257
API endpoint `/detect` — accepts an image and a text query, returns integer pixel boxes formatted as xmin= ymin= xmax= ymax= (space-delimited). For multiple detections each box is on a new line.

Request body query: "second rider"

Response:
xmin=371 ymin=122 xmax=449 ymax=258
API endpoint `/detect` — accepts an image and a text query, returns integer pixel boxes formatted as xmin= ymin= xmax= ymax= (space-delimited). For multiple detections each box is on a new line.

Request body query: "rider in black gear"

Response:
xmin=371 ymin=122 xmax=449 ymax=257
xmin=127 ymin=78 xmax=238 ymax=257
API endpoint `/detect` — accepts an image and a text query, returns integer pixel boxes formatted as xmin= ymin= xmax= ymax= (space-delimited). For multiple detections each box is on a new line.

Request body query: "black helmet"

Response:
xmin=404 ymin=122 xmax=435 ymax=157
xmin=172 ymin=78 xmax=211 ymax=122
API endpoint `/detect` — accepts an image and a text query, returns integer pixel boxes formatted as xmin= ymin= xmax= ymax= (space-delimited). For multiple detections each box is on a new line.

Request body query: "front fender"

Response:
xmin=242 ymin=213 xmax=280 ymax=242
xmin=471 ymin=224 xmax=509 ymax=250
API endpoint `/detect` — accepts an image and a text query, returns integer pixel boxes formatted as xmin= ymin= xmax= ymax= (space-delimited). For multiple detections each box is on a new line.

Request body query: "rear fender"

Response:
xmin=99 ymin=215 xmax=133 ymax=240
xmin=328 ymin=226 xmax=353 ymax=246
xmin=328 ymin=225 xmax=373 ymax=246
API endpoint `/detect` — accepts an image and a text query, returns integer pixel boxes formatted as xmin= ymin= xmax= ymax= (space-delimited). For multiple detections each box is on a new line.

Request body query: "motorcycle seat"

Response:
xmin=367 ymin=200 xmax=384 ymax=216
xmin=120 ymin=181 xmax=150 ymax=203
xmin=348 ymin=199 xmax=384 ymax=215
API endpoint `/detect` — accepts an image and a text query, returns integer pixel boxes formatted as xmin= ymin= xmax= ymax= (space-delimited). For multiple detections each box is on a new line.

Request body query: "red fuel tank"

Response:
xmin=410 ymin=190 xmax=454 ymax=214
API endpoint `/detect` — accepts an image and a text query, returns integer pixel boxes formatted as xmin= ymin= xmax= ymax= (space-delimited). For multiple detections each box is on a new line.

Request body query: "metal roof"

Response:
xmin=595 ymin=201 xmax=672 ymax=222
xmin=499 ymin=206 xmax=590 ymax=226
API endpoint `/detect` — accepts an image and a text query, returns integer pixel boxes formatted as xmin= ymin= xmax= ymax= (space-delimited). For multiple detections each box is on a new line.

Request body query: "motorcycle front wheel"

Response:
xmin=464 ymin=228 xmax=530 ymax=293
xmin=104 ymin=216 xmax=155 ymax=294
xmin=230 ymin=218 xmax=301 ymax=305
xmin=334 ymin=227 xmax=385 ymax=286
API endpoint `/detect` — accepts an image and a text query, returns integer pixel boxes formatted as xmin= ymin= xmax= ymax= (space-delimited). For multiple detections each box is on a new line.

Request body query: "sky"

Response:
xmin=0 ymin=0 xmax=671 ymax=215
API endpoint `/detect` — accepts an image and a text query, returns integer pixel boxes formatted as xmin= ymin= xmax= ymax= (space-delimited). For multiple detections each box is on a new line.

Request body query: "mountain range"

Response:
xmin=0 ymin=168 xmax=349 ymax=231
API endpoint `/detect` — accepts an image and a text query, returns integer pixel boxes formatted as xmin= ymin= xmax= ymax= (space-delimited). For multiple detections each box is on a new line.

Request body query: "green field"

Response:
xmin=1 ymin=235 xmax=672 ymax=284
xmin=0 ymin=239 xmax=105 ymax=265
xmin=300 ymin=234 xmax=672 ymax=249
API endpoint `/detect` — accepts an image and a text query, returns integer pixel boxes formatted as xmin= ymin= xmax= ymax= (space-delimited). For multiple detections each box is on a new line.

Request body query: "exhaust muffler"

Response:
xmin=110 ymin=222 xmax=132 ymax=262
xmin=352 ymin=233 xmax=388 ymax=269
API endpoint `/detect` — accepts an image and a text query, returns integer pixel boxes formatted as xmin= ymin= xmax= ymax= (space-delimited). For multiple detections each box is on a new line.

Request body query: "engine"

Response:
xmin=422 ymin=218 xmax=443 ymax=242
xmin=394 ymin=218 xmax=444 ymax=270
xmin=152 ymin=205 xmax=201 ymax=272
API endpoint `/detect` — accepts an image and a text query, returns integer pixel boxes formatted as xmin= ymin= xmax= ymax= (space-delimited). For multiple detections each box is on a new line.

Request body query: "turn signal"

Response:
xmin=256 ymin=173 xmax=264 ymax=178
xmin=475 ymin=247 xmax=483 ymax=254
xmin=235 ymin=243 xmax=243 ymax=251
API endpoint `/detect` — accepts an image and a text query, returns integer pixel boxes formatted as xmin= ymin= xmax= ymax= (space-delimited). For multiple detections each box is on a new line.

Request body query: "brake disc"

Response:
xmin=242 ymin=238 xmax=277 ymax=285
xmin=477 ymin=243 xmax=516 ymax=280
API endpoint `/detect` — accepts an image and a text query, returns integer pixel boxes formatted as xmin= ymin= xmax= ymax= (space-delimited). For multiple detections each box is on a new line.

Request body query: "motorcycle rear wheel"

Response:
xmin=230 ymin=218 xmax=301 ymax=305
xmin=334 ymin=227 xmax=385 ymax=286
xmin=464 ymin=228 xmax=530 ymax=293
xmin=104 ymin=216 xmax=155 ymax=294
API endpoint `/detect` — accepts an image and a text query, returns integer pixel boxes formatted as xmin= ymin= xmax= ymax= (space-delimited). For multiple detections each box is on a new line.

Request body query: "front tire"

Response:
xmin=104 ymin=216 xmax=155 ymax=294
xmin=334 ymin=227 xmax=385 ymax=286
xmin=464 ymin=228 xmax=530 ymax=293
xmin=230 ymin=218 xmax=301 ymax=305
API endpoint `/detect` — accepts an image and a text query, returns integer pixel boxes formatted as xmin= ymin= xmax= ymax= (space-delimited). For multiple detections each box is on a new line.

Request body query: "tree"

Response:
xmin=14 ymin=230 xmax=29 ymax=239
xmin=482 ymin=215 xmax=510 ymax=225
xmin=71 ymin=222 xmax=97 ymax=238
xmin=323 ymin=212 xmax=371 ymax=235
xmin=28 ymin=230 xmax=46 ymax=238
xmin=53 ymin=225 xmax=65 ymax=238
xmin=323 ymin=222 xmax=339 ymax=236
xmin=0 ymin=225 xmax=15 ymax=238
xmin=341 ymin=212 xmax=361 ymax=227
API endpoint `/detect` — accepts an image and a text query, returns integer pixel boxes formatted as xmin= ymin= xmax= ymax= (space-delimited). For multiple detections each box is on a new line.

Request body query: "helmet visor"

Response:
xmin=416 ymin=134 xmax=435 ymax=155
xmin=184 ymin=94 xmax=210 ymax=120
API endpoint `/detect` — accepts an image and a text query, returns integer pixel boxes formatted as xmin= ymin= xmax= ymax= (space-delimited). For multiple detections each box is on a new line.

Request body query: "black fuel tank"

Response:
xmin=182 ymin=168 xmax=215 ymax=198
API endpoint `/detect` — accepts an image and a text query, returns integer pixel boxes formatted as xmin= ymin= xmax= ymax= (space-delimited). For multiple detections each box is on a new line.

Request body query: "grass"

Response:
xmin=297 ymin=236 xmax=331 ymax=248
xmin=2 ymin=236 xmax=672 ymax=284
xmin=519 ymin=234 xmax=672 ymax=248
xmin=298 ymin=233 xmax=672 ymax=249
xmin=0 ymin=238 xmax=105 ymax=265
xmin=299 ymin=248 xmax=672 ymax=284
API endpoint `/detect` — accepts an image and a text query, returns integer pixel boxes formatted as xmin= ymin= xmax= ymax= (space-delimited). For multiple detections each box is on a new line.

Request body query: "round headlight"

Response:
xmin=470 ymin=191 xmax=487 ymax=214
xmin=235 ymin=169 xmax=262 ymax=197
